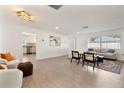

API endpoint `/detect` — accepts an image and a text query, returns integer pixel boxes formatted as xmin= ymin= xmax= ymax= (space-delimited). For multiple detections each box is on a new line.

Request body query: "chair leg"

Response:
xmin=93 ymin=62 xmax=95 ymax=71
xmin=77 ymin=59 xmax=80 ymax=65
xmin=82 ymin=60 xmax=85 ymax=66
xmin=87 ymin=62 xmax=89 ymax=66
xmin=97 ymin=61 xmax=99 ymax=67
xmin=71 ymin=58 xmax=73 ymax=62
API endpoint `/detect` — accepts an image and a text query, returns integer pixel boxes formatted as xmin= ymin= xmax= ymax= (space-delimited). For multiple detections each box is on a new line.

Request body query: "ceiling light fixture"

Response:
xmin=16 ymin=10 xmax=32 ymax=21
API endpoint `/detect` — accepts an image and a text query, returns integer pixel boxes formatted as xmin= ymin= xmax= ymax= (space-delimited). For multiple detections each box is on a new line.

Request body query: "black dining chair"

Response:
xmin=71 ymin=51 xmax=83 ymax=65
xmin=82 ymin=52 xmax=96 ymax=70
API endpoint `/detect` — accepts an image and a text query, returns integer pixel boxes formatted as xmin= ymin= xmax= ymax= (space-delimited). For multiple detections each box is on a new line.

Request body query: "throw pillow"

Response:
xmin=0 ymin=64 xmax=7 ymax=69
xmin=88 ymin=48 xmax=94 ymax=51
xmin=0 ymin=58 xmax=7 ymax=64
xmin=1 ymin=52 xmax=15 ymax=61
xmin=108 ymin=49 xmax=115 ymax=53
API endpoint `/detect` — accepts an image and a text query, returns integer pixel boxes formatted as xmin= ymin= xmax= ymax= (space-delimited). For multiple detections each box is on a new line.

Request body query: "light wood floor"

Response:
xmin=22 ymin=55 xmax=124 ymax=88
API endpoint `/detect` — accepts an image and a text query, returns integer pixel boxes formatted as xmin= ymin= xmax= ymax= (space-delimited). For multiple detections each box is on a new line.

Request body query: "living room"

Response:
xmin=0 ymin=4 xmax=124 ymax=89
xmin=75 ymin=28 xmax=124 ymax=60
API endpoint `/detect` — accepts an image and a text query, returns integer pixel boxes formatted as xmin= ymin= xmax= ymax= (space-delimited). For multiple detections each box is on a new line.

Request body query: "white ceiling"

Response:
xmin=1 ymin=5 xmax=124 ymax=35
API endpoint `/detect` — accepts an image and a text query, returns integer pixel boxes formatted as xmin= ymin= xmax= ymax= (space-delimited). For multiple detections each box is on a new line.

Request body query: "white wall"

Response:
xmin=0 ymin=15 xmax=3 ymax=52
xmin=0 ymin=23 xmax=2 ymax=52
xmin=1 ymin=23 xmax=69 ymax=60
xmin=22 ymin=34 xmax=36 ymax=44
xmin=0 ymin=24 xmax=2 ymax=52
xmin=1 ymin=23 xmax=37 ymax=60
xmin=37 ymin=31 xmax=69 ymax=59
xmin=74 ymin=28 xmax=124 ymax=60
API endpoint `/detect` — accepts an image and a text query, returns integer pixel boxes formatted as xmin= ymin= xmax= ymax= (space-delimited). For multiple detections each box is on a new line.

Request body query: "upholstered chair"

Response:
xmin=71 ymin=51 xmax=83 ymax=64
xmin=83 ymin=52 xmax=96 ymax=70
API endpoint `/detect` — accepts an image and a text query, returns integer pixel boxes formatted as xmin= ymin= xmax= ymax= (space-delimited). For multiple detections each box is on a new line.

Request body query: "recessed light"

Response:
xmin=55 ymin=26 xmax=59 ymax=30
xmin=77 ymin=32 xmax=80 ymax=34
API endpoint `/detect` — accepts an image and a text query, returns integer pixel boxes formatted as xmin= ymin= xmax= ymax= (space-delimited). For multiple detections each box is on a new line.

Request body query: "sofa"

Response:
xmin=6 ymin=60 xmax=21 ymax=69
xmin=0 ymin=52 xmax=23 ymax=88
xmin=0 ymin=69 xmax=23 ymax=88
xmin=0 ymin=52 xmax=21 ymax=69
xmin=87 ymin=48 xmax=118 ymax=60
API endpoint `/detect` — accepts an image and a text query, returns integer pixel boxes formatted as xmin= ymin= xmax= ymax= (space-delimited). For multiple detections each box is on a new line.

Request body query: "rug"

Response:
xmin=86 ymin=60 xmax=123 ymax=74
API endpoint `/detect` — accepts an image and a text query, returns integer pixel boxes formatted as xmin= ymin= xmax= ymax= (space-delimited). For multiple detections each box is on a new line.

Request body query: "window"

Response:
xmin=88 ymin=36 xmax=120 ymax=49
xmin=101 ymin=36 xmax=120 ymax=49
xmin=88 ymin=37 xmax=100 ymax=49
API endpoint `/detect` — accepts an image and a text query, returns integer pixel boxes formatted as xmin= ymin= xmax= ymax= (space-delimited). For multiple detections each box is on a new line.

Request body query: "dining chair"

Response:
xmin=82 ymin=52 xmax=96 ymax=70
xmin=71 ymin=51 xmax=83 ymax=65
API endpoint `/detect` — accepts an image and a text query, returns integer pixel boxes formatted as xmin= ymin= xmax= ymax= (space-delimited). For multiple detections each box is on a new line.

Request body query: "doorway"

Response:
xmin=22 ymin=32 xmax=37 ymax=62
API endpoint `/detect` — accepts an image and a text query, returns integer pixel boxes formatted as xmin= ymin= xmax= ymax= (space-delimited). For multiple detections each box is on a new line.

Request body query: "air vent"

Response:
xmin=49 ymin=5 xmax=63 ymax=10
xmin=82 ymin=26 xmax=88 ymax=29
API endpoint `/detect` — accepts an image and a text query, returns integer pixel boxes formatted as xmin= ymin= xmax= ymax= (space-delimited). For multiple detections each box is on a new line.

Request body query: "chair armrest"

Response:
xmin=0 ymin=69 xmax=23 ymax=88
xmin=7 ymin=60 xmax=21 ymax=69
